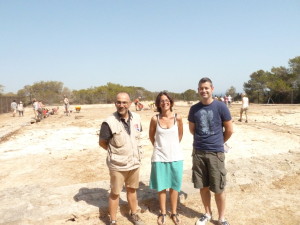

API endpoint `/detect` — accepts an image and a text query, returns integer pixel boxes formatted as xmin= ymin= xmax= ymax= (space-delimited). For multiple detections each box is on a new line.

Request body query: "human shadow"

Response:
xmin=177 ymin=191 xmax=202 ymax=219
xmin=73 ymin=183 xmax=156 ymax=224
xmin=73 ymin=182 xmax=203 ymax=224
xmin=136 ymin=182 xmax=202 ymax=221
xmin=73 ymin=186 xmax=124 ymax=224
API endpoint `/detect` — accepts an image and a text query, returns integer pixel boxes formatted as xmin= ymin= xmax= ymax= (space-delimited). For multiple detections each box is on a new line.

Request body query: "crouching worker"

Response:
xmin=99 ymin=92 xmax=145 ymax=225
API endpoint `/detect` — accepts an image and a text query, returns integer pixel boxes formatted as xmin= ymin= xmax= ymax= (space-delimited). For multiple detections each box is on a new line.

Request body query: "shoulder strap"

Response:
xmin=156 ymin=114 xmax=160 ymax=125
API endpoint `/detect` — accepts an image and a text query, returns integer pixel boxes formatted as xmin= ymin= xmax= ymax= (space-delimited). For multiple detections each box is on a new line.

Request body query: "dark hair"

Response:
xmin=198 ymin=77 xmax=213 ymax=87
xmin=155 ymin=91 xmax=174 ymax=113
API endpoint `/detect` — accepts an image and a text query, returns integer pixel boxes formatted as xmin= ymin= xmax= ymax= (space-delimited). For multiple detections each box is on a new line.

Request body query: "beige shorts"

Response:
xmin=109 ymin=167 xmax=140 ymax=195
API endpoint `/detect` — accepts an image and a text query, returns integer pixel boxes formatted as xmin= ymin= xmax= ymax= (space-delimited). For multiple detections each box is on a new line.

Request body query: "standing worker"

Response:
xmin=99 ymin=92 xmax=145 ymax=225
xmin=11 ymin=100 xmax=17 ymax=117
xmin=17 ymin=101 xmax=24 ymax=117
xmin=134 ymin=97 xmax=142 ymax=111
xmin=238 ymin=93 xmax=249 ymax=123
xmin=188 ymin=77 xmax=233 ymax=225
xmin=63 ymin=95 xmax=70 ymax=116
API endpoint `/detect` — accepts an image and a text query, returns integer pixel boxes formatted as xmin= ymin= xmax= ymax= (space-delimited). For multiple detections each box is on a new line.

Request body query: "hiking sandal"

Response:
xmin=157 ymin=213 xmax=167 ymax=225
xmin=170 ymin=213 xmax=181 ymax=225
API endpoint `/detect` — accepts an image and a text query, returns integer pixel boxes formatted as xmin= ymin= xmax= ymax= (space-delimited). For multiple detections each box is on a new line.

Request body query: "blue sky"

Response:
xmin=1 ymin=0 xmax=300 ymax=95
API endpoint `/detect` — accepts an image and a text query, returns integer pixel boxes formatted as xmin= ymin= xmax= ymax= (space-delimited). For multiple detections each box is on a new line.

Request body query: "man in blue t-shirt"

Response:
xmin=188 ymin=77 xmax=233 ymax=225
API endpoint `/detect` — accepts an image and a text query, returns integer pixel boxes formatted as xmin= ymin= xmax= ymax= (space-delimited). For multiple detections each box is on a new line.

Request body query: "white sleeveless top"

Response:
xmin=151 ymin=114 xmax=184 ymax=162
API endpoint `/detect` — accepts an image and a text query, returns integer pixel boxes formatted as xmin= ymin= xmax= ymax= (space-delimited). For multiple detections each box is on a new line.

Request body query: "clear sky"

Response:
xmin=1 ymin=0 xmax=300 ymax=95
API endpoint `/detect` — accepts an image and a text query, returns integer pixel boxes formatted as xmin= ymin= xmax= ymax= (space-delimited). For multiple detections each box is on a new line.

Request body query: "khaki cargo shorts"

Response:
xmin=192 ymin=150 xmax=227 ymax=193
xmin=109 ymin=167 xmax=140 ymax=195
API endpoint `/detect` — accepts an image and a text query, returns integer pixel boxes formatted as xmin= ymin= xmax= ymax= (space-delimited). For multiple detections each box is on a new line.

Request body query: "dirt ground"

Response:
xmin=0 ymin=102 xmax=299 ymax=225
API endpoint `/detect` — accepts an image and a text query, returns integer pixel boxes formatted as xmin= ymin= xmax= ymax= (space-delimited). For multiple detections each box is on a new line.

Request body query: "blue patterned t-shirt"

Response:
xmin=188 ymin=100 xmax=231 ymax=152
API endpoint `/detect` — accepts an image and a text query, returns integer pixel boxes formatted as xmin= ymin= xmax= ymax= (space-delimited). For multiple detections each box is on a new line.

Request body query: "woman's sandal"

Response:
xmin=170 ymin=213 xmax=181 ymax=225
xmin=157 ymin=213 xmax=167 ymax=225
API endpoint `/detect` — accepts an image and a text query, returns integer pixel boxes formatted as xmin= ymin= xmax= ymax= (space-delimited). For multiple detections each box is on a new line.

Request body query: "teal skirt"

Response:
xmin=149 ymin=161 xmax=183 ymax=192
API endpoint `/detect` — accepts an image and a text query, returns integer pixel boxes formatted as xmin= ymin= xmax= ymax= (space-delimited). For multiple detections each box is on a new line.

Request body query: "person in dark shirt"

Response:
xmin=188 ymin=77 xmax=233 ymax=225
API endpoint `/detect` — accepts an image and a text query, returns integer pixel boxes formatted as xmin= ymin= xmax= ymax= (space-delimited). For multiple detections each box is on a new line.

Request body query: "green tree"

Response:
xmin=288 ymin=56 xmax=300 ymax=103
xmin=17 ymin=81 xmax=65 ymax=105
xmin=243 ymin=56 xmax=300 ymax=103
xmin=182 ymin=89 xmax=197 ymax=101
xmin=62 ymin=87 xmax=72 ymax=100
xmin=289 ymin=56 xmax=300 ymax=76
xmin=267 ymin=66 xmax=296 ymax=103
xmin=225 ymin=86 xmax=237 ymax=100
xmin=17 ymin=85 xmax=33 ymax=105
xmin=3 ymin=92 xmax=16 ymax=97
xmin=243 ymin=70 xmax=270 ymax=103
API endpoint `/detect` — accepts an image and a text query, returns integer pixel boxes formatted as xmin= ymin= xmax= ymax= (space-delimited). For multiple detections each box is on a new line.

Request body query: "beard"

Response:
xmin=117 ymin=108 xmax=128 ymax=116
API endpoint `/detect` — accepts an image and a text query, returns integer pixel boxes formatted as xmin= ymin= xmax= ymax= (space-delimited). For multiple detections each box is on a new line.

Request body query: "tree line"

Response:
xmin=1 ymin=81 xmax=199 ymax=106
xmin=1 ymin=56 xmax=299 ymax=105
xmin=243 ymin=56 xmax=300 ymax=104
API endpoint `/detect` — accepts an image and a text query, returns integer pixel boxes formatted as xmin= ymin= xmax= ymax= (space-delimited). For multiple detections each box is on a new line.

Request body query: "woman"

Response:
xmin=149 ymin=92 xmax=184 ymax=225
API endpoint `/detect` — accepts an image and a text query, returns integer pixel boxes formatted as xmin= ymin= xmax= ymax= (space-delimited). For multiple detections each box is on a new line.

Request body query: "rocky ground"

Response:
xmin=0 ymin=103 xmax=299 ymax=225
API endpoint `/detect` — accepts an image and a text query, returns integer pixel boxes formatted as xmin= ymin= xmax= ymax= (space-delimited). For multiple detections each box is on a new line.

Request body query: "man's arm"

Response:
xmin=223 ymin=120 xmax=233 ymax=143
xmin=99 ymin=122 xmax=112 ymax=150
xmin=189 ymin=121 xmax=195 ymax=135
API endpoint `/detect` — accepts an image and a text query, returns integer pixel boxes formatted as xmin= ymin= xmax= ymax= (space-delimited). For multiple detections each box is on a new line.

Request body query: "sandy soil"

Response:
xmin=0 ymin=102 xmax=299 ymax=225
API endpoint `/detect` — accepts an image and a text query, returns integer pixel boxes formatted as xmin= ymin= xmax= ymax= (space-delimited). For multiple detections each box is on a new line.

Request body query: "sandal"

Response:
xmin=157 ymin=213 xmax=167 ymax=225
xmin=170 ymin=213 xmax=181 ymax=225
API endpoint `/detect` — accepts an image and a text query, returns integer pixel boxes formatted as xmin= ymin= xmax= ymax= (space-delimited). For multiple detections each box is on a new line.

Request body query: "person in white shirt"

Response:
xmin=32 ymin=99 xmax=39 ymax=120
xmin=11 ymin=100 xmax=17 ymax=117
xmin=149 ymin=91 xmax=183 ymax=225
xmin=17 ymin=101 xmax=24 ymax=116
xmin=227 ymin=95 xmax=232 ymax=107
xmin=238 ymin=93 xmax=249 ymax=123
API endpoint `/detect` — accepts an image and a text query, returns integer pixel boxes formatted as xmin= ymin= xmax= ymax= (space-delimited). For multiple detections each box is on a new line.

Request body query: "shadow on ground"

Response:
xmin=73 ymin=181 xmax=202 ymax=224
